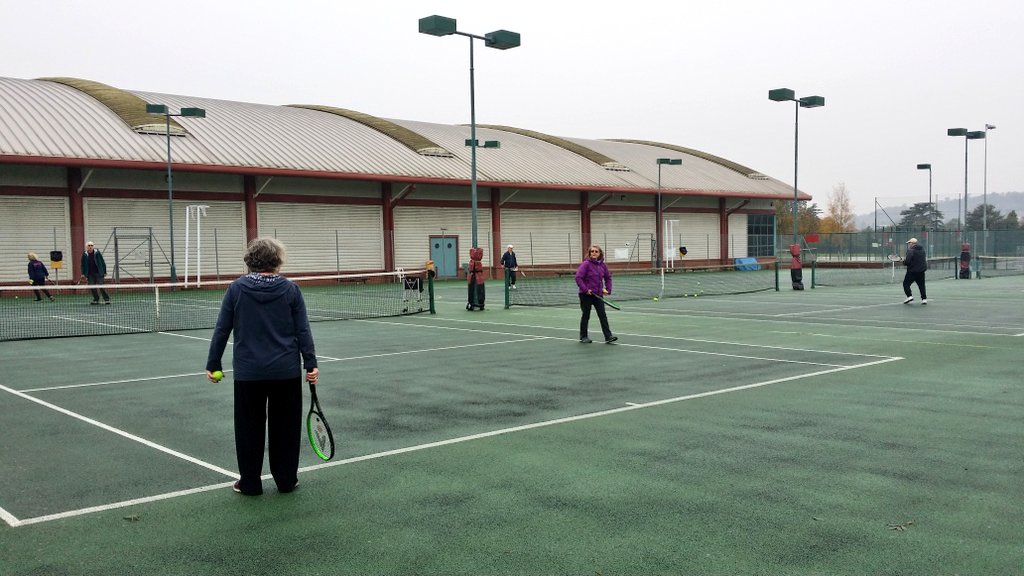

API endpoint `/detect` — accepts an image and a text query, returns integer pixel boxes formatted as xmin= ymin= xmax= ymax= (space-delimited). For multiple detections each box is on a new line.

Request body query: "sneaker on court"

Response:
xmin=579 ymin=337 xmax=592 ymax=343
xmin=903 ymin=296 xmax=913 ymax=304
xmin=232 ymin=481 xmax=242 ymax=493
xmin=605 ymin=336 xmax=618 ymax=343
xmin=921 ymin=299 xmax=928 ymax=305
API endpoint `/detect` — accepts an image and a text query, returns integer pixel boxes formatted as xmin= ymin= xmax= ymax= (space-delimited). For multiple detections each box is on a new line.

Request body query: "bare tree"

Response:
xmin=820 ymin=182 xmax=856 ymax=233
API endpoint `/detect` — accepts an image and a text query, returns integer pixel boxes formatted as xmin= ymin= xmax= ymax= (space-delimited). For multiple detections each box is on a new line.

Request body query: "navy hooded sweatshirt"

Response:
xmin=206 ymin=274 xmax=317 ymax=381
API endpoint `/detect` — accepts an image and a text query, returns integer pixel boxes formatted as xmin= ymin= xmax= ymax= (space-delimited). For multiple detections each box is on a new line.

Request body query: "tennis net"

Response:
xmin=975 ymin=256 xmax=1024 ymax=277
xmin=811 ymin=257 xmax=959 ymax=287
xmin=507 ymin=262 xmax=778 ymax=307
xmin=0 ymin=270 xmax=432 ymax=341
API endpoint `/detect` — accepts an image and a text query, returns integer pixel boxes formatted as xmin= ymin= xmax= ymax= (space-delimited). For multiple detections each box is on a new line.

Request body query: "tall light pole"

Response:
xmin=983 ymin=123 xmax=996 ymax=256
xmin=146 ymin=103 xmax=206 ymax=284
xmin=946 ymin=127 xmax=986 ymax=235
xmin=419 ymin=15 xmax=520 ymax=249
xmin=916 ymin=163 xmax=932 ymax=230
xmin=655 ymin=158 xmax=681 ymax=268
xmin=768 ymin=89 xmax=825 ymax=248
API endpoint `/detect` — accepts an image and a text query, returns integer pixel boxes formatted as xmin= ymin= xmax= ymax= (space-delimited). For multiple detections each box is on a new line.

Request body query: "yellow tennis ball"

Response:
xmin=211 ymin=370 xmax=224 ymax=381
xmin=653 ymin=297 xmax=659 ymax=301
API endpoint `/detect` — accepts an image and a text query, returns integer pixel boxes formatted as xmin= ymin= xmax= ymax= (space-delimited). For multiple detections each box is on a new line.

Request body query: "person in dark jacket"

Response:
xmin=206 ymin=238 xmax=319 ymax=495
xmin=500 ymin=244 xmax=519 ymax=289
xmin=902 ymin=237 xmax=928 ymax=305
xmin=79 ymin=241 xmax=110 ymax=304
xmin=575 ymin=244 xmax=617 ymax=343
xmin=27 ymin=252 xmax=54 ymax=301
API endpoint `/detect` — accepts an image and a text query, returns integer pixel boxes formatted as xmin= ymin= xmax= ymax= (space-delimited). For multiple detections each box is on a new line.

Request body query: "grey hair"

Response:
xmin=27 ymin=252 xmax=38 ymax=260
xmin=243 ymin=238 xmax=286 ymax=273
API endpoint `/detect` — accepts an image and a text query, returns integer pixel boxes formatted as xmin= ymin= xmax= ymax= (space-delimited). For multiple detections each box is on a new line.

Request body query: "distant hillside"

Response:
xmin=854 ymin=191 xmax=1024 ymax=229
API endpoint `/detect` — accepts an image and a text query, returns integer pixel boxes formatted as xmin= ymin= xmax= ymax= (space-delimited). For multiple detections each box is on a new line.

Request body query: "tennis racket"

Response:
xmin=514 ymin=267 xmax=526 ymax=278
xmin=886 ymin=254 xmax=904 ymax=262
xmin=306 ymin=382 xmax=335 ymax=461
xmin=595 ymin=293 xmax=621 ymax=310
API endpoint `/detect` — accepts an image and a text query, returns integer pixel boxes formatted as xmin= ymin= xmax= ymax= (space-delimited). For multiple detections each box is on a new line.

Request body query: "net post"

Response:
xmin=810 ymin=260 xmax=817 ymax=288
xmin=428 ymin=273 xmax=436 ymax=315
xmin=504 ymin=268 xmax=511 ymax=309
xmin=774 ymin=259 xmax=779 ymax=291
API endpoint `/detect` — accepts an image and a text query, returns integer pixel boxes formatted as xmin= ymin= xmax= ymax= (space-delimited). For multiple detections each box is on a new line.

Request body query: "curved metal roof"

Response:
xmin=0 ymin=76 xmax=801 ymax=199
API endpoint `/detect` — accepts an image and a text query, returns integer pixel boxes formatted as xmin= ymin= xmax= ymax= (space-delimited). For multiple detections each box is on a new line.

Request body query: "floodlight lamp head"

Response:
xmin=419 ymin=15 xmax=457 ymax=36
xmin=146 ymin=103 xmax=168 ymax=114
xmin=180 ymin=107 xmax=206 ymax=118
xmin=768 ymin=88 xmax=795 ymax=102
xmin=656 ymin=158 xmax=682 ymax=165
xmin=485 ymin=30 xmax=521 ymax=50
xmin=798 ymin=95 xmax=825 ymax=108
xmin=917 ymin=163 xmax=931 ymax=170
xmin=947 ymin=128 xmax=968 ymax=137
xmin=985 ymin=124 xmax=996 ymax=130
xmin=966 ymin=131 xmax=985 ymax=140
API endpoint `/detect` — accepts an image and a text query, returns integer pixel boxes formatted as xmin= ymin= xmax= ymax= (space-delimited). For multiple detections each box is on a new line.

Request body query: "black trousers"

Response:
xmin=903 ymin=271 xmax=927 ymax=299
xmin=579 ymin=293 xmax=612 ymax=340
xmin=30 ymin=280 xmax=52 ymax=300
xmin=86 ymin=272 xmax=109 ymax=302
xmin=233 ymin=377 xmax=303 ymax=494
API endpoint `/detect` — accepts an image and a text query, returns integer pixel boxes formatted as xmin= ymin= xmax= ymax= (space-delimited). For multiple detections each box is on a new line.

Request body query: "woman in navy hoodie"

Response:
xmin=27 ymin=252 xmax=54 ymax=301
xmin=206 ymin=238 xmax=319 ymax=495
xmin=575 ymin=244 xmax=617 ymax=344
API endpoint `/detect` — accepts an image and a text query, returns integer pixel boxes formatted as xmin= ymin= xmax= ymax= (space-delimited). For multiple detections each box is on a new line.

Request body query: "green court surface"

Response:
xmin=1 ymin=275 xmax=1022 ymax=575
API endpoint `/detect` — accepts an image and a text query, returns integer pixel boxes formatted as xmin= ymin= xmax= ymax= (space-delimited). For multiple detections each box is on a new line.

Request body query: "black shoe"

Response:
xmin=104 ymin=301 xmax=111 ymax=305
xmin=90 ymin=301 xmax=99 ymax=305
xmin=605 ymin=336 xmax=618 ymax=343
xmin=232 ymin=481 xmax=242 ymax=493
xmin=579 ymin=337 xmax=592 ymax=343
xmin=34 ymin=299 xmax=42 ymax=302
xmin=49 ymin=296 xmax=55 ymax=302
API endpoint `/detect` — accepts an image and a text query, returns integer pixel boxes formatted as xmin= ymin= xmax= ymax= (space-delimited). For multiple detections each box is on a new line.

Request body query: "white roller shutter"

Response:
xmin=0 ymin=196 xmax=70 ymax=283
xmin=676 ymin=213 xmax=721 ymax=262
xmin=85 ymin=198 xmax=247 ymax=282
xmin=592 ymin=211 xmax=656 ymax=264
xmin=394 ymin=206 xmax=493 ymax=269
xmin=258 ymin=203 xmax=383 ymax=273
xmin=728 ymin=213 xmax=749 ymax=259
xmin=501 ymin=209 xmax=580 ymax=267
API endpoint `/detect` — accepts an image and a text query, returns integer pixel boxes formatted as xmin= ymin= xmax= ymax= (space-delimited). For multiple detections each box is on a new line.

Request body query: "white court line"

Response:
xmin=52 ymin=315 xmax=149 ymax=333
xmin=0 ymin=382 xmax=238 ymax=493
xmin=5 ymin=355 xmax=902 ymax=527
xmin=22 ymin=338 xmax=542 ymax=394
xmin=368 ymin=316 xmax=890 ymax=360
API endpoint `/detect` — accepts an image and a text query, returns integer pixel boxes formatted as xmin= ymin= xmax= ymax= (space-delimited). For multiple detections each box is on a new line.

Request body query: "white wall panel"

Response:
xmin=0 ymin=196 xmax=70 ymax=282
xmin=501 ymin=209 xmax=580 ymax=267
xmin=393 ymin=206 xmax=492 ymax=269
xmin=85 ymin=198 xmax=247 ymax=281
xmin=258 ymin=203 xmax=383 ymax=273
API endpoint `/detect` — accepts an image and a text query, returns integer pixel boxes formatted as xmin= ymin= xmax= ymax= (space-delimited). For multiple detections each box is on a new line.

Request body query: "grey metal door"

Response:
xmin=430 ymin=235 xmax=458 ymax=277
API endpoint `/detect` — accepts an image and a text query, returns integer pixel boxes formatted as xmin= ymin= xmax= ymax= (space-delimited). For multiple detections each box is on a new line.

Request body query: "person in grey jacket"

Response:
xmin=902 ymin=237 xmax=928 ymax=305
xmin=206 ymin=238 xmax=319 ymax=495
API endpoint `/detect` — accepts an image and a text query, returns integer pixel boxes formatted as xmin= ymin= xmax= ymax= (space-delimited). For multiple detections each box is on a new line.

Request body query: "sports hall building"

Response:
xmin=0 ymin=76 xmax=805 ymax=284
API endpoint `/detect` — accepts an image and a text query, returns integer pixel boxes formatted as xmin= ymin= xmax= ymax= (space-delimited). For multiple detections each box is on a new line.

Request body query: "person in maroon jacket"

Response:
xmin=574 ymin=245 xmax=617 ymax=344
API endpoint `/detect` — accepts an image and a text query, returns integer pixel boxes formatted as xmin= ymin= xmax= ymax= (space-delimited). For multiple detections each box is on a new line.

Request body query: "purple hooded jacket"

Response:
xmin=575 ymin=256 xmax=612 ymax=295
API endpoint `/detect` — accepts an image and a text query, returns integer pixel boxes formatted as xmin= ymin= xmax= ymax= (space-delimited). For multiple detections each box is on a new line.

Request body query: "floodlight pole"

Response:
xmin=916 ymin=163 xmax=932 ymax=230
xmin=946 ymin=128 xmax=985 ymax=239
xmin=146 ymin=104 xmax=207 ymax=284
xmin=983 ymin=124 xmax=996 ymax=257
xmin=655 ymin=158 xmax=681 ymax=268
xmin=768 ymin=89 xmax=825 ymax=248
xmin=419 ymin=15 xmax=520 ymax=249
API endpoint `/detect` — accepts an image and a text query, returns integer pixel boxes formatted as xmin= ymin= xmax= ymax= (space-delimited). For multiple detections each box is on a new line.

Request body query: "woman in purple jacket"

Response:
xmin=575 ymin=245 xmax=617 ymax=343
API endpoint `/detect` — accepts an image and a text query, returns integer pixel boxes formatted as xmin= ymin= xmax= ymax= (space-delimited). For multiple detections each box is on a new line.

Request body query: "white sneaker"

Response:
xmin=921 ymin=299 xmax=928 ymax=305
xmin=903 ymin=296 xmax=913 ymax=304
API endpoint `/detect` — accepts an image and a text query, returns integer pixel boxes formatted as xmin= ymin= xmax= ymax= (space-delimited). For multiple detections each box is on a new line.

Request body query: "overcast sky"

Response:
xmin=3 ymin=0 xmax=1020 ymax=216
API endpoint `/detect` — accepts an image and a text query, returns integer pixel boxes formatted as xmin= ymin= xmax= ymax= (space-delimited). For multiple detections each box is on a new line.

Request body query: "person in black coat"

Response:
xmin=902 ymin=238 xmax=928 ymax=305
